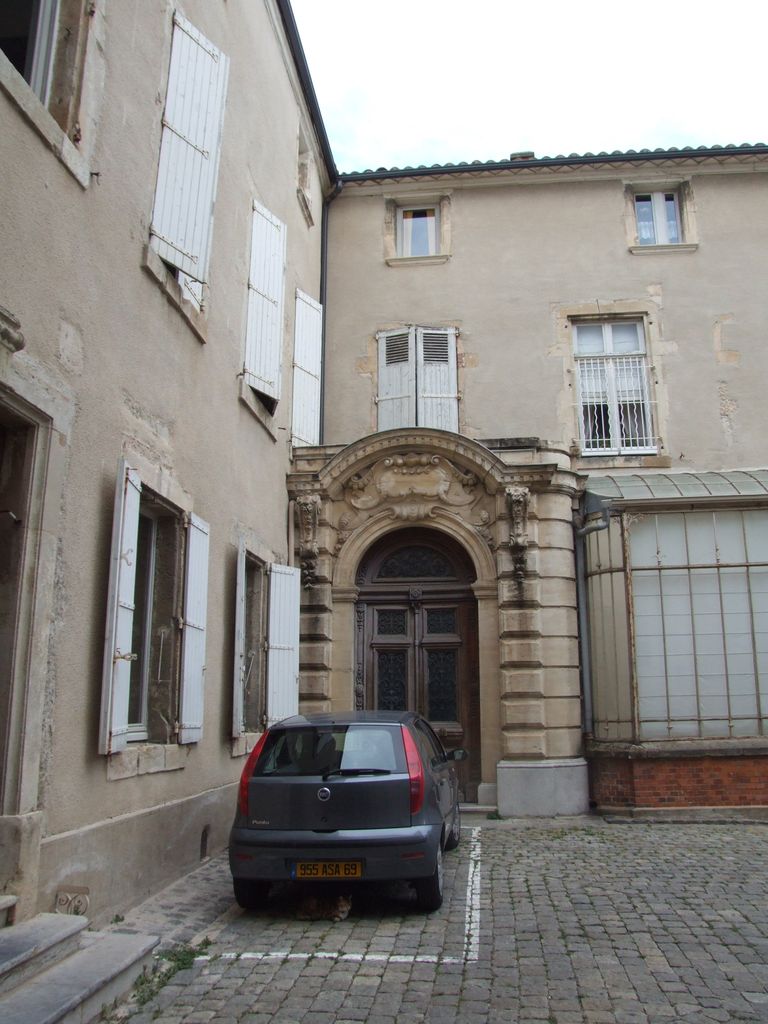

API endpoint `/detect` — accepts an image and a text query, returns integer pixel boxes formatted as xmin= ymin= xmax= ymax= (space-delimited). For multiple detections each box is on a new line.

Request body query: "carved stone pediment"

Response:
xmin=345 ymin=452 xmax=477 ymax=521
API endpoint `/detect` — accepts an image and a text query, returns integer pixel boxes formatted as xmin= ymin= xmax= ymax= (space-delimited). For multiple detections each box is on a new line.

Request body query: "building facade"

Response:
xmin=1 ymin=0 xmax=333 ymax=920
xmin=310 ymin=146 xmax=768 ymax=815
xmin=2 ymin=0 xmax=767 ymax=924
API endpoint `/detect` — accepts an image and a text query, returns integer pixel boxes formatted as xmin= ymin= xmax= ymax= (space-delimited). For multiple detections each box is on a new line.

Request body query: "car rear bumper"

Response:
xmin=229 ymin=823 xmax=442 ymax=882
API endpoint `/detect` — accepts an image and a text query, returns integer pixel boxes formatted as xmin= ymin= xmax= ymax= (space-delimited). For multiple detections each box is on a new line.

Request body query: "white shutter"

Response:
xmin=377 ymin=328 xmax=416 ymax=430
xmin=150 ymin=13 xmax=229 ymax=282
xmin=244 ymin=202 xmax=287 ymax=400
xmin=232 ymin=538 xmax=246 ymax=738
xmin=99 ymin=460 xmax=141 ymax=755
xmin=265 ymin=564 xmax=300 ymax=724
xmin=292 ymin=290 xmax=323 ymax=446
xmin=417 ymin=327 xmax=459 ymax=431
xmin=179 ymin=513 xmax=210 ymax=743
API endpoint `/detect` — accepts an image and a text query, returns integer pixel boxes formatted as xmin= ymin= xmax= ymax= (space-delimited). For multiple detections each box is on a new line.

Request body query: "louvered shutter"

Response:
xmin=265 ymin=564 xmax=300 ymax=724
xmin=416 ymin=327 xmax=459 ymax=431
xmin=292 ymin=290 xmax=323 ymax=446
xmin=99 ymin=460 xmax=141 ymax=755
xmin=179 ymin=513 xmax=210 ymax=743
xmin=244 ymin=202 xmax=287 ymax=400
xmin=232 ymin=538 xmax=246 ymax=738
xmin=150 ymin=13 xmax=229 ymax=282
xmin=377 ymin=328 xmax=416 ymax=430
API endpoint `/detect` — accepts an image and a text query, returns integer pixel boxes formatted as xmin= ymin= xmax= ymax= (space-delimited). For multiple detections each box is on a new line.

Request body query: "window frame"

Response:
xmin=572 ymin=318 xmax=657 ymax=457
xmin=100 ymin=459 xmax=209 ymax=756
xmin=634 ymin=190 xmax=681 ymax=246
xmin=232 ymin=547 xmax=301 ymax=740
xmin=396 ymin=205 xmax=440 ymax=258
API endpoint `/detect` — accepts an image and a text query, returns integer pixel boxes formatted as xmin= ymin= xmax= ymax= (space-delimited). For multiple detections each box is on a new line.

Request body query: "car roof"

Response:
xmin=275 ymin=711 xmax=419 ymax=728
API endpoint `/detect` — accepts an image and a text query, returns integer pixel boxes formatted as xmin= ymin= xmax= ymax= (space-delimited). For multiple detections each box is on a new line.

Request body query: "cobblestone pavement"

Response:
xmin=108 ymin=817 xmax=768 ymax=1023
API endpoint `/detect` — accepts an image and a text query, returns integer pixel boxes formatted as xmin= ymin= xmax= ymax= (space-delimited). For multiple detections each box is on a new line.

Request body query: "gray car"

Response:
xmin=229 ymin=711 xmax=467 ymax=912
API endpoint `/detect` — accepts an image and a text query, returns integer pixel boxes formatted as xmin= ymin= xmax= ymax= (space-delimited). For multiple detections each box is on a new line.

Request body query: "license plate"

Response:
xmin=294 ymin=861 xmax=362 ymax=880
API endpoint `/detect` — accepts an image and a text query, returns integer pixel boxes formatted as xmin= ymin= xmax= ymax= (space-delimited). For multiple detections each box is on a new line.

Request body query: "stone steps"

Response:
xmin=0 ymin=912 xmax=158 ymax=1023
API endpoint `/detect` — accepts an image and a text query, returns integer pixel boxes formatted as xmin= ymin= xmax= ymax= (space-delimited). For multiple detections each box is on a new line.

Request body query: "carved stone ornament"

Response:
xmin=0 ymin=305 xmax=24 ymax=353
xmin=345 ymin=452 xmax=477 ymax=522
xmin=505 ymin=485 xmax=530 ymax=579
xmin=295 ymin=493 xmax=321 ymax=588
xmin=473 ymin=509 xmax=494 ymax=548
xmin=55 ymin=887 xmax=90 ymax=916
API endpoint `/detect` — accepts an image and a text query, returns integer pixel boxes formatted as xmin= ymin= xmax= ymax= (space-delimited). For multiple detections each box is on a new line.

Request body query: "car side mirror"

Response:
xmin=446 ymin=748 xmax=468 ymax=762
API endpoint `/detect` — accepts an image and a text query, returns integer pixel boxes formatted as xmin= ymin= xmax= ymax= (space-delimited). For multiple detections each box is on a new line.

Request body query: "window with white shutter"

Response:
xmin=99 ymin=459 xmax=141 ymax=755
xmin=244 ymin=201 xmax=287 ymax=406
xmin=265 ymin=564 xmax=301 ymax=725
xmin=178 ymin=513 xmax=209 ymax=744
xmin=376 ymin=326 xmax=458 ymax=431
xmin=292 ymin=290 xmax=323 ymax=446
xmin=150 ymin=13 xmax=229 ymax=286
xmin=100 ymin=459 xmax=210 ymax=754
xmin=417 ymin=327 xmax=459 ymax=431
xmin=232 ymin=541 xmax=268 ymax=738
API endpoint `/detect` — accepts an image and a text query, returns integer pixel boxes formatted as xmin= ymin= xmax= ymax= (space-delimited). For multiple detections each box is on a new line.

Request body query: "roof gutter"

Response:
xmin=339 ymin=144 xmax=768 ymax=184
xmin=275 ymin=0 xmax=338 ymax=188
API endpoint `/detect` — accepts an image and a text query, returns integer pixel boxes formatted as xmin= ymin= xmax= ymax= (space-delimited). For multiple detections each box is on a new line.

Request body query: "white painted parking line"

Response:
xmin=192 ymin=827 xmax=483 ymax=968
xmin=464 ymin=827 xmax=482 ymax=962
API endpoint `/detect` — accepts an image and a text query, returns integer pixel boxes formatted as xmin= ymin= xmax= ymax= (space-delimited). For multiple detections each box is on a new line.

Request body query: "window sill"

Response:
xmin=239 ymin=377 xmax=279 ymax=440
xmin=629 ymin=243 xmax=698 ymax=255
xmin=142 ymin=246 xmax=207 ymax=343
xmin=385 ymin=254 xmax=451 ymax=267
xmin=107 ymin=743 xmax=186 ymax=780
xmin=230 ymin=732 xmax=264 ymax=758
xmin=576 ymin=453 xmax=672 ymax=470
xmin=0 ymin=53 xmax=90 ymax=190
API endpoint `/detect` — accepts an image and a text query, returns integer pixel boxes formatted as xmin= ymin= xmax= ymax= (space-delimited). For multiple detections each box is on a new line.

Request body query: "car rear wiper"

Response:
xmin=323 ymin=767 xmax=392 ymax=779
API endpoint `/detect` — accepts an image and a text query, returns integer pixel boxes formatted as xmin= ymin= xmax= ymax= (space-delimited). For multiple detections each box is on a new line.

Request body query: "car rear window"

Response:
xmin=253 ymin=724 xmax=406 ymax=777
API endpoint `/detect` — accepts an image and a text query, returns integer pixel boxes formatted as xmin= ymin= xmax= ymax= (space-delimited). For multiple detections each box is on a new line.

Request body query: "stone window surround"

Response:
xmin=624 ymin=179 xmax=699 ymax=254
xmin=384 ymin=192 xmax=452 ymax=266
xmin=555 ymin=298 xmax=667 ymax=466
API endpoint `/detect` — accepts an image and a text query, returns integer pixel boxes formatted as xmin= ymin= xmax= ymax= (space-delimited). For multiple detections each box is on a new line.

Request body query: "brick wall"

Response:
xmin=589 ymin=755 xmax=768 ymax=809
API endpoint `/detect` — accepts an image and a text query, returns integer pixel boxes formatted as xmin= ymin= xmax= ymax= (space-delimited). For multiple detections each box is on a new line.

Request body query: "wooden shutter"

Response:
xmin=265 ymin=564 xmax=300 ymax=724
xmin=150 ymin=13 xmax=229 ymax=282
xmin=99 ymin=460 xmax=141 ymax=755
xmin=416 ymin=327 xmax=459 ymax=431
xmin=244 ymin=201 xmax=287 ymax=400
xmin=292 ymin=290 xmax=323 ymax=446
xmin=376 ymin=328 xmax=416 ymax=430
xmin=232 ymin=538 xmax=246 ymax=738
xmin=179 ymin=513 xmax=210 ymax=743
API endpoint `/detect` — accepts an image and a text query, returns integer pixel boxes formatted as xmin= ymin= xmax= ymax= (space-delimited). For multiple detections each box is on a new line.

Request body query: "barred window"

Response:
xmin=573 ymin=320 xmax=656 ymax=455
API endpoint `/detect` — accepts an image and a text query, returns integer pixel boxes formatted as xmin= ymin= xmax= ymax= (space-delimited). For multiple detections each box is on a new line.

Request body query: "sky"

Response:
xmin=290 ymin=1 xmax=766 ymax=174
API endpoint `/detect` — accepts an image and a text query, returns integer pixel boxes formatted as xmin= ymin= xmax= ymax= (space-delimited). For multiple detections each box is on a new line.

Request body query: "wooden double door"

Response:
xmin=355 ymin=529 xmax=480 ymax=801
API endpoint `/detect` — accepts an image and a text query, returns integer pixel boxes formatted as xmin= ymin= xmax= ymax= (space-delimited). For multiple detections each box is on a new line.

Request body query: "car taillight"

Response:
xmin=401 ymin=726 xmax=424 ymax=815
xmin=238 ymin=730 xmax=270 ymax=815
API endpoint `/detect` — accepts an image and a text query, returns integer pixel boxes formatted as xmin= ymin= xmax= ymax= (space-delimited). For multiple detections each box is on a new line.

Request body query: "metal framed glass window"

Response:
xmin=573 ymin=320 xmax=656 ymax=455
xmin=629 ymin=509 xmax=768 ymax=740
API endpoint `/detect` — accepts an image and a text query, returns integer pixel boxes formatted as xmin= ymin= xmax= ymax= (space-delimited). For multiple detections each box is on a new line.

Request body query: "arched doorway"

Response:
xmin=355 ymin=528 xmax=481 ymax=801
